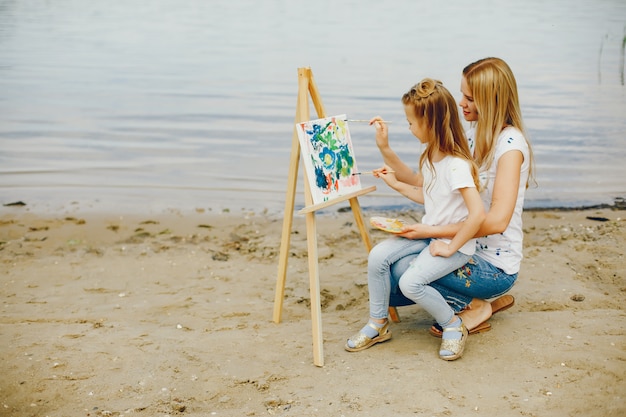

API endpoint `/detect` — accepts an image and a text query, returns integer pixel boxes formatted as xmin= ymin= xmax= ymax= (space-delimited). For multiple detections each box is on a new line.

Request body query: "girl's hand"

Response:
xmin=373 ymin=165 xmax=399 ymax=187
xmin=429 ymin=240 xmax=454 ymax=258
xmin=397 ymin=223 xmax=432 ymax=240
xmin=369 ymin=116 xmax=389 ymax=149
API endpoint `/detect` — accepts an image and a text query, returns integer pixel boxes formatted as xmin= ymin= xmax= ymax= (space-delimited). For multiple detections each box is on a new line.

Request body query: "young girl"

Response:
xmin=345 ymin=78 xmax=485 ymax=361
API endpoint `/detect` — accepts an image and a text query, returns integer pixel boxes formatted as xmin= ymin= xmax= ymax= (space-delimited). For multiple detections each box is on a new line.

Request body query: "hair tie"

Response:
xmin=409 ymin=78 xmax=442 ymax=99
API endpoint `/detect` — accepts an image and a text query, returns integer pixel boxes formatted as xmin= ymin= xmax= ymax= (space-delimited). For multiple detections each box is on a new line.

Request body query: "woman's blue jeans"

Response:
xmin=368 ymin=236 xmax=518 ymax=321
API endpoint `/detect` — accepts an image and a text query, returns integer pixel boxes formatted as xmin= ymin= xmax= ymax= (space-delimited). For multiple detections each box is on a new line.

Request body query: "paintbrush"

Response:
xmin=347 ymin=119 xmax=393 ymax=124
xmin=352 ymin=170 xmax=396 ymax=176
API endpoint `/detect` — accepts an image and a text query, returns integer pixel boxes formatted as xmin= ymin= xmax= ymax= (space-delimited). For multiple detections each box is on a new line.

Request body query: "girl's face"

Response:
xmin=403 ymin=104 xmax=428 ymax=144
xmin=459 ymin=76 xmax=478 ymax=122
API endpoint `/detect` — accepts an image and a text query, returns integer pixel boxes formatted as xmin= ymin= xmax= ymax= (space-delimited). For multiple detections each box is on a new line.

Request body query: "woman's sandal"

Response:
xmin=439 ymin=323 xmax=469 ymax=361
xmin=344 ymin=320 xmax=392 ymax=352
xmin=429 ymin=320 xmax=491 ymax=337
xmin=490 ymin=294 xmax=515 ymax=314
xmin=429 ymin=294 xmax=515 ymax=337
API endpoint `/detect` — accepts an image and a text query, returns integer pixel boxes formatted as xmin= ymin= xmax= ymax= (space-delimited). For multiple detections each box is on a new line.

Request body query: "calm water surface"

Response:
xmin=1 ymin=0 xmax=625 ymax=215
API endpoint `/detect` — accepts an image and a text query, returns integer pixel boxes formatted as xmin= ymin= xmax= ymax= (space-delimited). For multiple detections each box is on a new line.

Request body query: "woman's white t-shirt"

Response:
xmin=467 ymin=126 xmax=530 ymax=274
xmin=421 ymin=156 xmax=477 ymax=256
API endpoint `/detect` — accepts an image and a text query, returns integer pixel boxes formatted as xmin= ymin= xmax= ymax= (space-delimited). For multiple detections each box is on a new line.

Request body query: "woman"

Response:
xmin=426 ymin=56 xmax=534 ymax=333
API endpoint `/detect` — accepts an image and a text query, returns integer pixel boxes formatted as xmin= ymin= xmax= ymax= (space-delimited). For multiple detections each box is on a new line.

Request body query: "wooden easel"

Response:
xmin=273 ymin=67 xmax=376 ymax=367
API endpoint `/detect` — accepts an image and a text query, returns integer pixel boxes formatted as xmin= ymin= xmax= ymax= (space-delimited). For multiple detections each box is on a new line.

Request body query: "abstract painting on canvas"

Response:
xmin=296 ymin=114 xmax=362 ymax=205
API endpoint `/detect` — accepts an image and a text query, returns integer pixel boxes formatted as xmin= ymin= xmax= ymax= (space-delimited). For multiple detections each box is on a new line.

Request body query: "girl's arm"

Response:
xmin=429 ymin=187 xmax=486 ymax=257
xmin=376 ymin=167 xmax=424 ymax=204
xmin=398 ymin=150 xmax=523 ymax=240
xmin=370 ymin=117 xmax=423 ymax=186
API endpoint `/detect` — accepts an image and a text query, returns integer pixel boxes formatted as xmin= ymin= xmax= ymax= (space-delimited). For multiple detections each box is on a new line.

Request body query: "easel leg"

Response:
xmin=348 ymin=197 xmax=372 ymax=252
xmin=305 ymin=209 xmax=324 ymax=367
xmin=273 ymin=126 xmax=301 ymax=324
xmin=274 ymin=69 xmax=310 ymax=324
xmin=389 ymin=306 xmax=401 ymax=323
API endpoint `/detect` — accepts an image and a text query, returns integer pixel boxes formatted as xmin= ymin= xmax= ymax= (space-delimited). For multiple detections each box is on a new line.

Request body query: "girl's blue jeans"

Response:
xmin=367 ymin=236 xmax=518 ymax=323
xmin=368 ymin=237 xmax=468 ymax=327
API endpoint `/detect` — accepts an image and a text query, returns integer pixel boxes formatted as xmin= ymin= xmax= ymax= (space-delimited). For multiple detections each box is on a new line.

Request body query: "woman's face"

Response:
xmin=459 ymin=76 xmax=478 ymax=122
xmin=403 ymin=104 xmax=428 ymax=144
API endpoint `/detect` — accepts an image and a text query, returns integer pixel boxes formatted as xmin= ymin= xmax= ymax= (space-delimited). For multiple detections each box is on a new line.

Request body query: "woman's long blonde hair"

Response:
xmin=402 ymin=78 xmax=481 ymax=191
xmin=463 ymin=57 xmax=535 ymax=186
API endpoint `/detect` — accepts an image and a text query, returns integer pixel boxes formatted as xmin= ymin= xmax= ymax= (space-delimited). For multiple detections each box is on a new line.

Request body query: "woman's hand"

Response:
xmin=429 ymin=240 xmax=454 ymax=258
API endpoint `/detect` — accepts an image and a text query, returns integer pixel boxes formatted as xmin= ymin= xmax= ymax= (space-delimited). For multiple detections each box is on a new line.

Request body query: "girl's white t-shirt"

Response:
xmin=467 ymin=126 xmax=530 ymax=274
xmin=421 ymin=156 xmax=477 ymax=255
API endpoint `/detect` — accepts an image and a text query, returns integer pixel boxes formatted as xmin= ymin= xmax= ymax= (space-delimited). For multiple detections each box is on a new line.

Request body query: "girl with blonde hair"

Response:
xmin=345 ymin=78 xmax=485 ymax=361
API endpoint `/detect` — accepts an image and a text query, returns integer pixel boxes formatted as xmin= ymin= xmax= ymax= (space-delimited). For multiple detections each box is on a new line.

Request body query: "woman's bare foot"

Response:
xmin=458 ymin=298 xmax=492 ymax=331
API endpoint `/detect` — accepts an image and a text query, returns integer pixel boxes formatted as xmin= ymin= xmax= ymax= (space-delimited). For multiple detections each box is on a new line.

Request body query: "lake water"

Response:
xmin=1 ymin=0 xmax=625 ymax=215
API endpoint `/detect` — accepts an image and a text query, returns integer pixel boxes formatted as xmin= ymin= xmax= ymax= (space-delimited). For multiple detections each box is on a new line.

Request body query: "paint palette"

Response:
xmin=370 ymin=217 xmax=406 ymax=234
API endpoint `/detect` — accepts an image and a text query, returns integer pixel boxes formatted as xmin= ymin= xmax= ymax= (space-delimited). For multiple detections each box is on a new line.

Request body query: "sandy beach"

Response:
xmin=1 ymin=203 xmax=624 ymax=416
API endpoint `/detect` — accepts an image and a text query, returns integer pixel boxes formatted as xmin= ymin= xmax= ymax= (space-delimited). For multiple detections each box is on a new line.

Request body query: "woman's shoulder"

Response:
xmin=496 ymin=126 xmax=528 ymax=152
xmin=498 ymin=126 xmax=524 ymax=140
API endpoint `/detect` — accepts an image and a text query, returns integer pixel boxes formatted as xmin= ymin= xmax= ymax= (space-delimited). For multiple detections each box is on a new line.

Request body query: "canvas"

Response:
xmin=296 ymin=114 xmax=362 ymax=205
